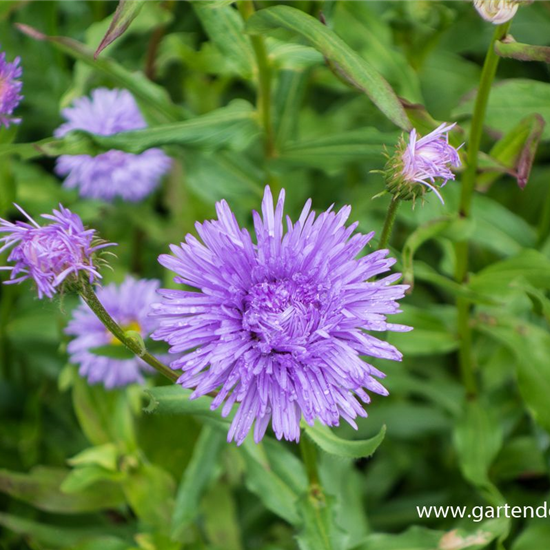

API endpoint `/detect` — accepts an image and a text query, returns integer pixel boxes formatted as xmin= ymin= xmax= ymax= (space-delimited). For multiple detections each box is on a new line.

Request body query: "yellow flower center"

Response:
xmin=110 ymin=320 xmax=142 ymax=345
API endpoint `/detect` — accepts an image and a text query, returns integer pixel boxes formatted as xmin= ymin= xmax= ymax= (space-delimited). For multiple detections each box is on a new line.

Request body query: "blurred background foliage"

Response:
xmin=1 ymin=1 xmax=550 ymax=549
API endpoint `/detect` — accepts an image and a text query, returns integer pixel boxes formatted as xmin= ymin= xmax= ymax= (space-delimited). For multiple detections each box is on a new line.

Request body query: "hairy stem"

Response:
xmin=378 ymin=199 xmax=400 ymax=250
xmin=78 ymin=280 xmax=178 ymax=383
xmin=455 ymin=22 xmax=511 ymax=397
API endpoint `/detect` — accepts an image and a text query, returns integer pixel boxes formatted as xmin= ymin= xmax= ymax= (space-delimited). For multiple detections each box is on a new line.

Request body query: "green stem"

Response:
xmin=299 ymin=435 xmax=320 ymax=486
xmin=378 ymin=199 xmax=400 ymax=250
xmin=238 ymin=0 xmax=275 ymax=159
xmin=455 ymin=21 xmax=511 ymax=398
xmin=78 ymin=280 xmax=179 ymax=383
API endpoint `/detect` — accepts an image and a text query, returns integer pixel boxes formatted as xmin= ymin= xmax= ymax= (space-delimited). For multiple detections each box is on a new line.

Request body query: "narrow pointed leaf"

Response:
xmin=95 ymin=0 xmax=145 ymax=58
xmin=246 ymin=6 xmax=411 ymax=130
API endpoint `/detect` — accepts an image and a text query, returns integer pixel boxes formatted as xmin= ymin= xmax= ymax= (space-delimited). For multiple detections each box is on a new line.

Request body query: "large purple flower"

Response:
xmin=54 ymin=88 xmax=171 ymax=202
xmin=386 ymin=123 xmax=462 ymax=203
xmin=152 ymin=187 xmax=410 ymax=445
xmin=66 ymin=276 xmax=160 ymax=389
xmin=0 ymin=48 xmax=23 ymax=128
xmin=0 ymin=205 xmax=112 ymax=299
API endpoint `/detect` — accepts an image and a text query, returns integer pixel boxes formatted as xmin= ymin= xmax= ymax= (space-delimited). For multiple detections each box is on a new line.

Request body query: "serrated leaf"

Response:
xmin=305 ymin=423 xmax=385 ymax=459
xmin=95 ymin=0 xmax=145 ymax=58
xmin=246 ymin=6 xmax=411 ymax=130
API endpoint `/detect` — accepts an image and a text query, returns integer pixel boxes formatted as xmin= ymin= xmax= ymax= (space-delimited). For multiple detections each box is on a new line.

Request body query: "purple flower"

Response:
xmin=0 ymin=204 xmax=112 ymax=299
xmin=386 ymin=123 xmax=462 ymax=204
xmin=66 ymin=276 xmax=160 ymax=389
xmin=54 ymin=88 xmax=171 ymax=202
xmin=0 ymin=48 xmax=23 ymax=128
xmin=152 ymin=187 xmax=410 ymax=445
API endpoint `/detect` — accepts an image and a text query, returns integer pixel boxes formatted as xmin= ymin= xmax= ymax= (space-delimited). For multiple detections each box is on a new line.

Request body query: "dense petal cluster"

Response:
xmin=55 ymin=88 xmax=171 ymax=202
xmin=473 ymin=0 xmax=520 ymax=24
xmin=152 ymin=187 xmax=410 ymax=445
xmin=0 ymin=205 xmax=111 ymax=299
xmin=386 ymin=123 xmax=462 ymax=204
xmin=0 ymin=48 xmax=23 ymax=128
xmin=66 ymin=276 xmax=160 ymax=389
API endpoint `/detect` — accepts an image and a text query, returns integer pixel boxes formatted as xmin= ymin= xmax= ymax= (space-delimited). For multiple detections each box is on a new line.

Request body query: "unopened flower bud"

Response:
xmin=385 ymin=123 xmax=462 ymax=204
xmin=473 ymin=0 xmax=520 ymax=25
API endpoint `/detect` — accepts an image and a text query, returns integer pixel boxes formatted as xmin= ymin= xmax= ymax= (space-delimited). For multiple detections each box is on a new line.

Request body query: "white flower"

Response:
xmin=473 ymin=0 xmax=519 ymax=25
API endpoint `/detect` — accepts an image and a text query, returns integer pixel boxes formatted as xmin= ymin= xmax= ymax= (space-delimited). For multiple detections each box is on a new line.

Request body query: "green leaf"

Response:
xmin=387 ymin=305 xmax=458 ymax=356
xmin=453 ymin=401 xmax=504 ymax=505
xmin=495 ymin=37 xmax=550 ymax=64
xmin=0 ymin=467 xmax=125 ymax=513
xmin=16 ymin=23 xmax=182 ymax=124
xmin=61 ymin=465 xmax=122 ymax=494
xmin=480 ymin=317 xmax=550 ymax=435
xmin=122 ymin=462 xmax=175 ymax=529
xmin=276 ymin=128 xmax=398 ymax=171
xmin=87 ymin=99 xmax=258 ymax=153
xmin=305 ymin=423 xmax=385 ymax=459
xmin=469 ymin=250 xmax=550 ymax=298
xmin=402 ymin=216 xmax=475 ymax=286
xmin=240 ymin=439 xmax=301 ymax=525
xmin=95 ymin=0 xmax=145 ymax=58
xmin=89 ymin=344 xmax=135 ymax=360
xmin=72 ymin=375 xmax=136 ymax=450
xmin=171 ymin=426 xmax=225 ymax=541
xmin=296 ymin=489 xmax=345 ymax=550
xmin=454 ymin=79 xmax=550 ymax=141
xmin=193 ymin=2 xmax=256 ymax=78
xmin=479 ymin=114 xmax=545 ymax=190
xmin=0 ymin=513 xmax=132 ymax=549
xmin=202 ymin=482 xmax=242 ymax=550
xmin=145 ymin=385 xmax=233 ymax=428
xmin=246 ymin=6 xmax=411 ymax=130
xmin=512 ymin=523 xmax=550 ymax=550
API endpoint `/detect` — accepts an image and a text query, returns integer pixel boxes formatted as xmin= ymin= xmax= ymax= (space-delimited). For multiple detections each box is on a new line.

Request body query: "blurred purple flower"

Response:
xmin=0 ymin=48 xmax=23 ymax=128
xmin=0 ymin=204 xmax=112 ymax=299
xmin=152 ymin=187 xmax=410 ymax=445
xmin=67 ymin=276 xmax=160 ymax=389
xmin=55 ymin=88 xmax=171 ymax=202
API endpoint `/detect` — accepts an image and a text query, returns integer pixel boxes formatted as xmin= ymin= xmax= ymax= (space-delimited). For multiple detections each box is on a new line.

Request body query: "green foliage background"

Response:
xmin=1 ymin=1 xmax=550 ymax=549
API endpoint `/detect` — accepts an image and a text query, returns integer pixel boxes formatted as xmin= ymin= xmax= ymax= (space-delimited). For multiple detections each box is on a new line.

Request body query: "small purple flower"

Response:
xmin=66 ymin=276 xmax=160 ymax=389
xmin=0 ymin=204 xmax=112 ymax=299
xmin=54 ymin=88 xmax=171 ymax=202
xmin=0 ymin=48 xmax=23 ymax=128
xmin=152 ymin=187 xmax=410 ymax=445
xmin=386 ymin=123 xmax=462 ymax=204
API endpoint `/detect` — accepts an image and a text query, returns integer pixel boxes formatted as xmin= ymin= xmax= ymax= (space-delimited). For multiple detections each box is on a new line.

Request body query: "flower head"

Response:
xmin=55 ymin=88 xmax=171 ymax=202
xmin=473 ymin=0 xmax=520 ymax=24
xmin=0 ymin=204 xmax=112 ymax=299
xmin=385 ymin=123 xmax=462 ymax=204
xmin=66 ymin=276 xmax=160 ymax=389
xmin=152 ymin=187 xmax=410 ymax=445
xmin=0 ymin=48 xmax=23 ymax=128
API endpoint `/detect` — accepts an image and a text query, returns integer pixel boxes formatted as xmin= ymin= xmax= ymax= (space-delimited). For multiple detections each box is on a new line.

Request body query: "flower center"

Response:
xmin=110 ymin=320 xmax=142 ymax=346
xmin=242 ymin=277 xmax=326 ymax=354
